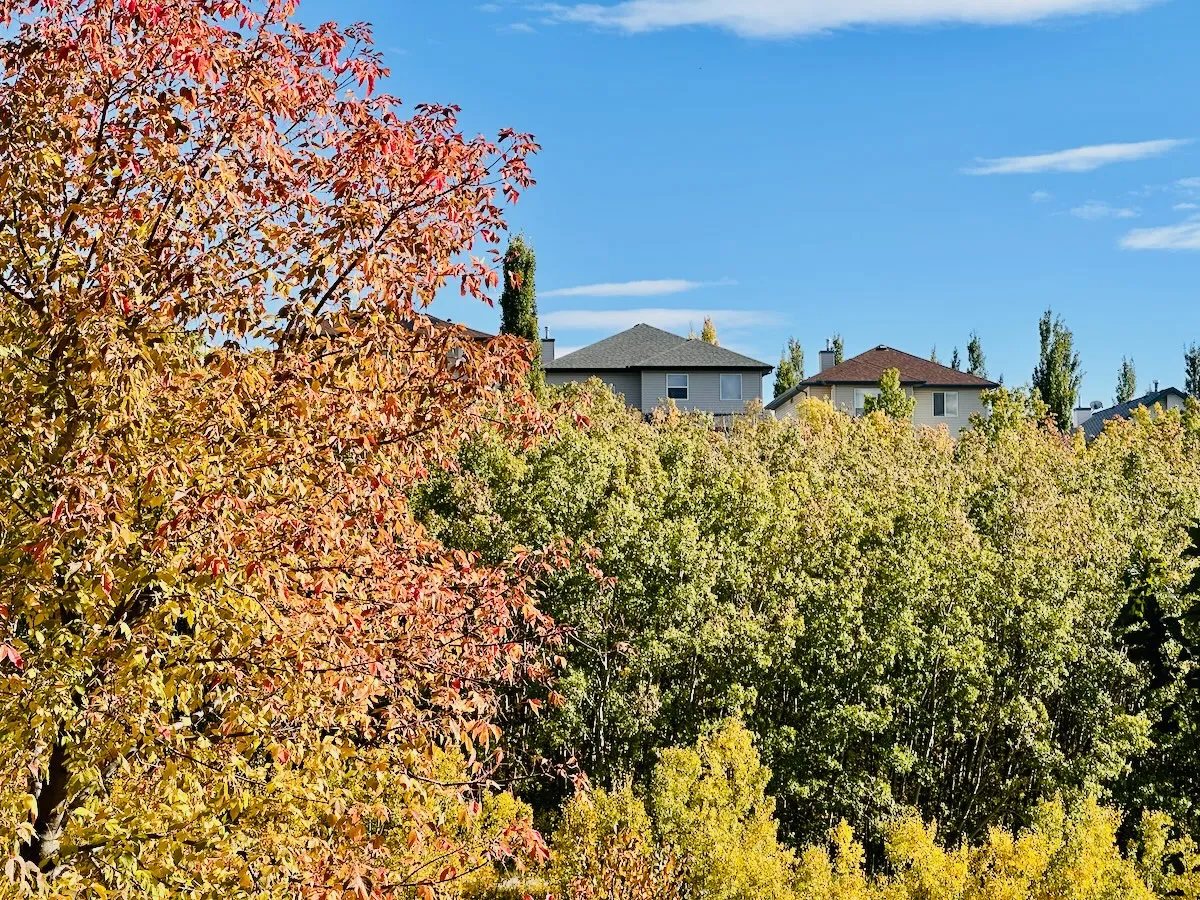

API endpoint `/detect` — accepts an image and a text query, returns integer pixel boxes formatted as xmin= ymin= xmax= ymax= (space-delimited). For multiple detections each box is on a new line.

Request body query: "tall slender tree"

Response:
xmin=500 ymin=235 xmax=542 ymax=385
xmin=950 ymin=347 xmax=961 ymax=371
xmin=967 ymin=332 xmax=987 ymax=378
xmin=832 ymin=334 xmax=845 ymax=366
xmin=1031 ymin=309 xmax=1083 ymax=431
xmin=774 ymin=338 xmax=805 ymax=399
xmin=1116 ymin=357 xmax=1137 ymax=404
xmin=701 ymin=316 xmax=719 ymax=345
xmin=930 ymin=345 xmax=941 ymax=365
xmin=1186 ymin=344 xmax=1200 ymax=398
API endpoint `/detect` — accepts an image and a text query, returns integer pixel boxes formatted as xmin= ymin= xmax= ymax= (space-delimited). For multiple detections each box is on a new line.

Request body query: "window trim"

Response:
xmin=720 ymin=373 xmax=743 ymax=401
xmin=933 ymin=391 xmax=959 ymax=418
xmin=666 ymin=373 xmax=689 ymax=401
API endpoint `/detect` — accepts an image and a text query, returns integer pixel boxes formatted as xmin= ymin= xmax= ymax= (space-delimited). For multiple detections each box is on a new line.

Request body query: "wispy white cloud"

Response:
xmin=1177 ymin=177 xmax=1200 ymax=189
xmin=1120 ymin=219 xmax=1200 ymax=251
xmin=543 ymin=307 xmax=775 ymax=331
xmin=1031 ymin=190 xmax=1052 ymax=202
xmin=964 ymin=139 xmax=1189 ymax=175
xmin=1175 ymin=202 xmax=1199 ymax=210
xmin=544 ymin=0 xmax=1162 ymax=37
xmin=505 ymin=21 xmax=536 ymax=31
xmin=542 ymin=277 xmax=734 ymax=298
xmin=1070 ymin=200 xmax=1139 ymax=220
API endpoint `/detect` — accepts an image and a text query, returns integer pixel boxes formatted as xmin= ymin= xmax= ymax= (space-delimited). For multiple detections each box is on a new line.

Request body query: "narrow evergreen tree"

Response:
xmin=499 ymin=235 xmax=541 ymax=384
xmin=1186 ymin=344 xmax=1200 ymax=397
xmin=863 ymin=367 xmax=916 ymax=419
xmin=930 ymin=345 xmax=940 ymax=365
xmin=701 ymin=316 xmax=718 ymax=345
xmin=1031 ymin=309 xmax=1083 ymax=432
xmin=1116 ymin=357 xmax=1137 ymax=404
xmin=950 ymin=347 xmax=961 ymax=371
xmin=832 ymin=334 xmax=845 ymax=365
xmin=967 ymin=332 xmax=987 ymax=378
xmin=773 ymin=338 xmax=805 ymax=399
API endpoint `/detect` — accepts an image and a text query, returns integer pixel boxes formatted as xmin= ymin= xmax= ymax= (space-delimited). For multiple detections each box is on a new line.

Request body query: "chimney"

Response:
xmin=819 ymin=339 xmax=836 ymax=373
xmin=540 ymin=326 xmax=555 ymax=365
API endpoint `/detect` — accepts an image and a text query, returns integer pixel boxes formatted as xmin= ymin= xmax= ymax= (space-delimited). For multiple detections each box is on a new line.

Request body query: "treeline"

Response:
xmin=416 ymin=384 xmax=1200 ymax=892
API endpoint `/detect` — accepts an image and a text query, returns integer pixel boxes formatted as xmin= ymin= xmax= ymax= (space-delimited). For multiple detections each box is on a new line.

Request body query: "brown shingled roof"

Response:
xmin=801 ymin=346 xmax=999 ymax=388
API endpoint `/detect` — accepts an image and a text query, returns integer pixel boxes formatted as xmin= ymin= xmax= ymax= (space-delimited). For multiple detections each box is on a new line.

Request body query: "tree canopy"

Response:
xmin=0 ymin=0 xmax=554 ymax=895
xmin=1031 ymin=309 xmax=1083 ymax=431
xmin=774 ymin=338 xmax=805 ymax=399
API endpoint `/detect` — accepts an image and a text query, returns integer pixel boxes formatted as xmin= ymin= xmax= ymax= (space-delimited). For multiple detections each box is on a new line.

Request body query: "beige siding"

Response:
xmin=912 ymin=388 xmax=989 ymax=434
xmin=545 ymin=371 xmax=642 ymax=408
xmin=771 ymin=384 xmax=990 ymax=436
xmin=641 ymin=371 xmax=764 ymax=414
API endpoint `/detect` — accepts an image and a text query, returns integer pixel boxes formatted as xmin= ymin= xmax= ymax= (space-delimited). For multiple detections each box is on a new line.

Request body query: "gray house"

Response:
xmin=1077 ymin=386 xmax=1188 ymax=441
xmin=543 ymin=323 xmax=772 ymax=415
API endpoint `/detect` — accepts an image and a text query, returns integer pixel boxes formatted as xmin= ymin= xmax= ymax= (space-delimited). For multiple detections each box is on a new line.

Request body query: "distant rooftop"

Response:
xmin=546 ymin=323 xmax=772 ymax=372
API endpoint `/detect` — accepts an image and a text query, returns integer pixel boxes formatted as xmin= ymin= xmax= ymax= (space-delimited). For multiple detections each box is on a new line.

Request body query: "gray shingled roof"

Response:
xmin=546 ymin=323 xmax=772 ymax=372
xmin=1081 ymin=387 xmax=1189 ymax=441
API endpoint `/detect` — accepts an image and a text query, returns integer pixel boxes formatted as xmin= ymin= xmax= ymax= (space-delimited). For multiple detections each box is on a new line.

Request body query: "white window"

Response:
xmin=933 ymin=391 xmax=959 ymax=417
xmin=720 ymin=373 xmax=743 ymax=401
xmin=667 ymin=374 xmax=689 ymax=400
xmin=853 ymin=388 xmax=880 ymax=417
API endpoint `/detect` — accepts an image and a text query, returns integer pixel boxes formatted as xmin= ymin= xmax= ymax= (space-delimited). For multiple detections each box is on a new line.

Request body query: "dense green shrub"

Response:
xmin=416 ymin=382 xmax=1200 ymax=847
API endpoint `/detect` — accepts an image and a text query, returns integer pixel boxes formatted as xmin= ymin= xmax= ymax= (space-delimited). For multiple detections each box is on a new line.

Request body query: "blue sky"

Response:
xmin=300 ymin=0 xmax=1200 ymax=403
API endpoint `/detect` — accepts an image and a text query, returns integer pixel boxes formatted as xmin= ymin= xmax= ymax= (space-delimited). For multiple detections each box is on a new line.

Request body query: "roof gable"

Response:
xmin=546 ymin=323 xmax=771 ymax=371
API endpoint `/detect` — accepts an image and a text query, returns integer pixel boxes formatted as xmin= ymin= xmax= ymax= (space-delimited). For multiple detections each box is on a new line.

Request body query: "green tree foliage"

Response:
xmin=500 ymin=235 xmax=542 ymax=384
xmin=1186 ymin=343 xmax=1200 ymax=398
xmin=929 ymin=345 xmax=940 ymax=365
xmin=1031 ymin=308 xmax=1083 ymax=431
xmin=1117 ymin=356 xmax=1138 ymax=404
xmin=417 ymin=386 xmax=1200 ymax=851
xmin=967 ymin=331 xmax=987 ymax=378
xmin=862 ymin=367 xmax=916 ymax=419
xmin=774 ymin=338 xmax=805 ymax=399
xmin=701 ymin=316 xmax=718 ymax=345
xmin=950 ymin=347 xmax=961 ymax=371
xmin=832 ymin=334 xmax=845 ymax=365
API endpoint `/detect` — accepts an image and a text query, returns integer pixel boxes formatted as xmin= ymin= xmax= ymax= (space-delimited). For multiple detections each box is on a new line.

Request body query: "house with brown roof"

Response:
xmin=766 ymin=344 xmax=1000 ymax=432
xmin=544 ymin=323 xmax=773 ymax=415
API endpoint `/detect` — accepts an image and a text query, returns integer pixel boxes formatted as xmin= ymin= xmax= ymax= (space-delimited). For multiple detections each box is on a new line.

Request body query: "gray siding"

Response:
xmin=640 ymin=370 xmax=763 ymax=414
xmin=545 ymin=371 xmax=642 ymax=408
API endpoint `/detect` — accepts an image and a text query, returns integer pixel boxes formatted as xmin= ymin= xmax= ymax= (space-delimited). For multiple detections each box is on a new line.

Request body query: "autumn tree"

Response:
xmin=1031 ymin=309 xmax=1082 ymax=431
xmin=701 ymin=316 xmax=718 ymax=345
xmin=500 ymin=234 xmax=542 ymax=386
xmin=774 ymin=338 xmax=804 ymax=399
xmin=1117 ymin=357 xmax=1138 ymax=404
xmin=863 ymin=368 xmax=916 ymax=419
xmin=967 ymin=331 xmax=987 ymax=378
xmin=0 ymin=1 xmax=555 ymax=896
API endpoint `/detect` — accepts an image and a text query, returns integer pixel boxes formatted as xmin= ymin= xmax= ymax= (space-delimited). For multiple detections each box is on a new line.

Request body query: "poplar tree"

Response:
xmin=774 ymin=338 xmax=805 ymax=399
xmin=1116 ymin=357 xmax=1137 ymax=404
xmin=500 ymin=235 xmax=542 ymax=386
xmin=1031 ymin=309 xmax=1082 ymax=432
xmin=967 ymin=332 xmax=987 ymax=378
xmin=832 ymin=334 xmax=845 ymax=366
xmin=1186 ymin=344 xmax=1200 ymax=397
xmin=701 ymin=316 xmax=719 ymax=345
